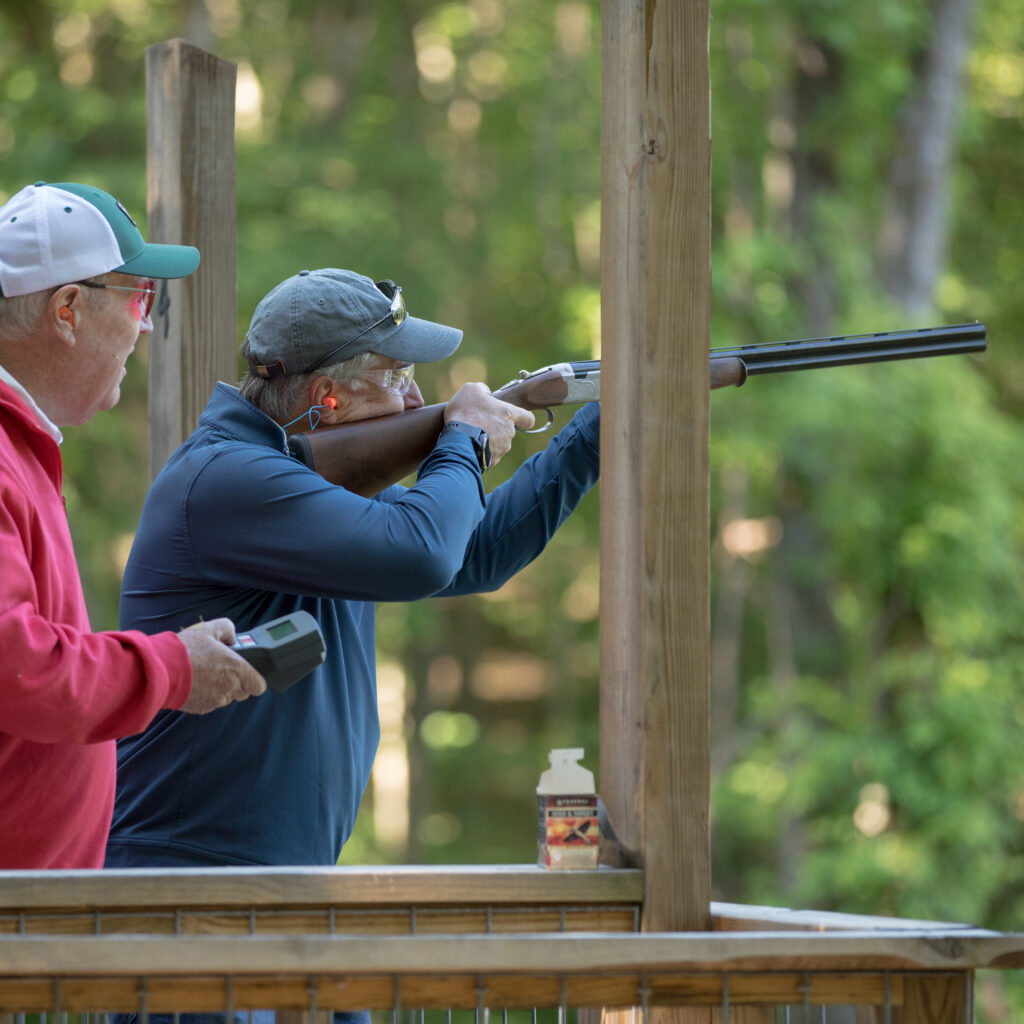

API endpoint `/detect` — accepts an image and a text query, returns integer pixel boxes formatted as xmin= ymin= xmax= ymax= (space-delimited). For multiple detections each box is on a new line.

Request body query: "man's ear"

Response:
xmin=48 ymin=286 xmax=80 ymax=344
xmin=310 ymin=375 xmax=349 ymax=423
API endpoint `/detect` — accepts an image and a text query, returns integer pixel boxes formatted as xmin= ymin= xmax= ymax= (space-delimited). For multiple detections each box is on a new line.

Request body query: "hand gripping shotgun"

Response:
xmin=287 ymin=322 xmax=986 ymax=497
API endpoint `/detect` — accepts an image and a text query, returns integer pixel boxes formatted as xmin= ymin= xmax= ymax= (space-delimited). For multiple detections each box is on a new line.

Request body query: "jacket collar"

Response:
xmin=198 ymin=382 xmax=291 ymax=453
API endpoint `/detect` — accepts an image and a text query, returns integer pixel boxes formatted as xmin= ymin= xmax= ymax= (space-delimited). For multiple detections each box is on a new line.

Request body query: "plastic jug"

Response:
xmin=536 ymin=748 xmax=599 ymax=869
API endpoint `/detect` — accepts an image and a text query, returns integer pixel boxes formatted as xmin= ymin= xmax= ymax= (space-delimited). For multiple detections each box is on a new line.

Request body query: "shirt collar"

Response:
xmin=0 ymin=363 xmax=63 ymax=444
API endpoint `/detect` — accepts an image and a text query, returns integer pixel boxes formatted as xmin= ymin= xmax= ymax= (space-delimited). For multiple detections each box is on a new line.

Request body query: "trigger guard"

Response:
xmin=517 ymin=408 xmax=555 ymax=435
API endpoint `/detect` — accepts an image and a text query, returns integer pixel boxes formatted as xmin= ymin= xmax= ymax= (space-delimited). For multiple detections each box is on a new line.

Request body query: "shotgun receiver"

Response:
xmin=287 ymin=322 xmax=985 ymax=497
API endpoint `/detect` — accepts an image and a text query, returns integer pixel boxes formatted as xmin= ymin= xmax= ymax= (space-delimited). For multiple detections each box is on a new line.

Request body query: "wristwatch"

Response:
xmin=442 ymin=420 xmax=491 ymax=472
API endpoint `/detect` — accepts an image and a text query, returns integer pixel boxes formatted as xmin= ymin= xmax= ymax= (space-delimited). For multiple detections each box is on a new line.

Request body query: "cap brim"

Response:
xmin=118 ymin=242 xmax=200 ymax=280
xmin=372 ymin=315 xmax=463 ymax=363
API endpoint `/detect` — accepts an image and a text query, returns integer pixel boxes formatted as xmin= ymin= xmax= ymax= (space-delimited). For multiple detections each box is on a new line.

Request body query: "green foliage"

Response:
xmin=712 ymin=361 xmax=1024 ymax=929
xmin=3 ymin=3 xmax=1024 ymax=1013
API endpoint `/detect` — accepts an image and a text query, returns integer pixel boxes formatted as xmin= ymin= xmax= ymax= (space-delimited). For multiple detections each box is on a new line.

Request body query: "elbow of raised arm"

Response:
xmin=389 ymin=547 xmax=464 ymax=598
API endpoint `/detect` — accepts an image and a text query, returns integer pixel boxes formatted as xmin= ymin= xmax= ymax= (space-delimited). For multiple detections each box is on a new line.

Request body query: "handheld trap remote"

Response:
xmin=231 ymin=610 xmax=326 ymax=693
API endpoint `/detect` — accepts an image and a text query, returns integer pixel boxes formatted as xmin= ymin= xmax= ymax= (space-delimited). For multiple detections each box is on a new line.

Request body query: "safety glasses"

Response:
xmin=302 ymin=279 xmax=407 ymax=374
xmin=77 ymin=278 xmax=157 ymax=318
xmin=359 ymin=363 xmax=415 ymax=396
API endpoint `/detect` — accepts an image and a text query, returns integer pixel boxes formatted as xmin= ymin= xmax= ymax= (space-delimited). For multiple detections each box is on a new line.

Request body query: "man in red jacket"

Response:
xmin=0 ymin=181 xmax=266 ymax=868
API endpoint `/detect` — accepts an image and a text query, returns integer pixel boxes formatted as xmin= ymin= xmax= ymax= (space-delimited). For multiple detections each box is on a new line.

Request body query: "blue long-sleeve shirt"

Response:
xmin=107 ymin=383 xmax=600 ymax=867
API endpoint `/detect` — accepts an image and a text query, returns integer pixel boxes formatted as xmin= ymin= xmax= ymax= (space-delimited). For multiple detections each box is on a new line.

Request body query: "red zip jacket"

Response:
xmin=0 ymin=379 xmax=192 ymax=868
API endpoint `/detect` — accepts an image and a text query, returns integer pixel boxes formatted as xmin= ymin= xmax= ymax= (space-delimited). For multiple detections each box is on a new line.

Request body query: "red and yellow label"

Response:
xmin=537 ymin=794 xmax=599 ymax=869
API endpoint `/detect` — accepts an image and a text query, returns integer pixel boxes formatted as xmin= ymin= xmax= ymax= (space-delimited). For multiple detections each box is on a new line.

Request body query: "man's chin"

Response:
xmin=99 ymin=386 xmax=123 ymax=414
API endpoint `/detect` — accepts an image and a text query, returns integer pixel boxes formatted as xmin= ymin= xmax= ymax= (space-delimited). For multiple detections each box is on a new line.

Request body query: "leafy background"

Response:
xmin=1 ymin=0 xmax=1022 ymax=1017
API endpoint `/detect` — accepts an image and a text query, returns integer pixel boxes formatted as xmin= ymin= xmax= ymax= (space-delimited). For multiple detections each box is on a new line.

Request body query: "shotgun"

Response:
xmin=287 ymin=322 xmax=986 ymax=496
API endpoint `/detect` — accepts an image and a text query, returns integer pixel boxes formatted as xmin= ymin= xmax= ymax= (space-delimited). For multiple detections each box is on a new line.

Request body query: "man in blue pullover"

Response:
xmin=106 ymin=267 xmax=600 ymax=872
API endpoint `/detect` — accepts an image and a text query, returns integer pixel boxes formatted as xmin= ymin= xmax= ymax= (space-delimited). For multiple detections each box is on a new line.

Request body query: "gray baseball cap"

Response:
xmin=245 ymin=268 xmax=463 ymax=378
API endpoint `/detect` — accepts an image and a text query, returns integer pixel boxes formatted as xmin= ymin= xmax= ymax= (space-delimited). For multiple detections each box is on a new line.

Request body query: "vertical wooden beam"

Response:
xmin=599 ymin=0 xmax=712 ymax=943
xmin=894 ymin=973 xmax=971 ymax=1023
xmin=145 ymin=40 xmax=237 ymax=479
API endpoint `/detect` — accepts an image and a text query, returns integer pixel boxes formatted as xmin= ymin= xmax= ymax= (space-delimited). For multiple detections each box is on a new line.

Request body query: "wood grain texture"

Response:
xmin=0 ymin=932 xmax=1015 ymax=1019
xmin=0 ymin=931 xmax=1017 ymax=975
xmin=0 ymin=907 xmax=640 ymax=937
xmin=893 ymin=973 xmax=970 ymax=1023
xmin=598 ymin=0 xmax=712 ymax=937
xmin=710 ymin=903 xmax=977 ymax=934
xmin=0 ymin=866 xmax=642 ymax=912
xmin=0 ymin=970 xmax=912 ymax=1013
xmin=145 ymin=39 xmax=238 ymax=479
xmin=599 ymin=0 xmax=648 ymax=887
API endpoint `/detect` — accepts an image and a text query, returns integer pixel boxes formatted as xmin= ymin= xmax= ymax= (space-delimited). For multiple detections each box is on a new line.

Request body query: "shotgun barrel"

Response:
xmin=710 ymin=322 xmax=986 ymax=375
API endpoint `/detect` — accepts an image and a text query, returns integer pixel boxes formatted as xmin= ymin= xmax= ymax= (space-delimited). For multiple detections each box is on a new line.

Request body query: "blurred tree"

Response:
xmin=881 ymin=0 xmax=977 ymax=312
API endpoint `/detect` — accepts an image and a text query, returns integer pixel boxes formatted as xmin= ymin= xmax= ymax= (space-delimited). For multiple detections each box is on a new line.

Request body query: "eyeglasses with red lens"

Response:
xmin=76 ymin=278 xmax=157 ymax=318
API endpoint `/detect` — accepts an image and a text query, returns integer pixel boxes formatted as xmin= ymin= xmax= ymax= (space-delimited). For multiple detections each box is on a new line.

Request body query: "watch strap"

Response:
xmin=442 ymin=420 xmax=491 ymax=472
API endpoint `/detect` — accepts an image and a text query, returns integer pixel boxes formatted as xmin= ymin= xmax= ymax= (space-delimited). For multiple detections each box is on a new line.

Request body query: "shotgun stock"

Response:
xmin=285 ymin=361 xmax=610 ymax=498
xmin=287 ymin=322 xmax=985 ymax=496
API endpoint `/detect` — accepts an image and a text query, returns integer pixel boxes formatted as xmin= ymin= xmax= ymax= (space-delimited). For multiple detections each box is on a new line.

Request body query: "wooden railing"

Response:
xmin=0 ymin=867 xmax=1020 ymax=1021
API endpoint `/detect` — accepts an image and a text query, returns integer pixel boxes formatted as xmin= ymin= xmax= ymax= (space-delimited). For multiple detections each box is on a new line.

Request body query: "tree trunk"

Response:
xmin=880 ymin=0 xmax=977 ymax=313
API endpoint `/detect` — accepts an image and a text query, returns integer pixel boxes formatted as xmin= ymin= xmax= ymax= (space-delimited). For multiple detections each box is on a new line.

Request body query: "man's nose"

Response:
xmin=404 ymin=381 xmax=425 ymax=410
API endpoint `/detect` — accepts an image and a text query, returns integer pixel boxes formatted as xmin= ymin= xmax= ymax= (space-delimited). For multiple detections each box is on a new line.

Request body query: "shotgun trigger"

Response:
xmin=517 ymin=408 xmax=554 ymax=435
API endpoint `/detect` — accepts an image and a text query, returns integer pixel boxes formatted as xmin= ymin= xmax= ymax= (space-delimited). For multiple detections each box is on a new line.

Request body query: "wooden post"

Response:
xmin=894 ymin=974 xmax=972 ymax=1023
xmin=598 ymin=0 xmax=712 ymax=947
xmin=145 ymin=40 xmax=238 ymax=479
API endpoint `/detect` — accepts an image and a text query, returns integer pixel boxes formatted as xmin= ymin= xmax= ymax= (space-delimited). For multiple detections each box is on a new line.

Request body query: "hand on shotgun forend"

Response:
xmin=445 ymin=382 xmax=535 ymax=466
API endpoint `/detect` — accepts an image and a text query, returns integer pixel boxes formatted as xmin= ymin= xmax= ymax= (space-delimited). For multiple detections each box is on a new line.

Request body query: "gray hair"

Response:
xmin=0 ymin=275 xmax=109 ymax=341
xmin=238 ymin=339 xmax=380 ymax=423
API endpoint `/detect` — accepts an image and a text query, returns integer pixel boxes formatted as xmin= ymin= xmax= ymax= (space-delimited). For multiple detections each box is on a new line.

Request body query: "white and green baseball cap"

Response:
xmin=0 ymin=181 xmax=200 ymax=298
